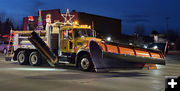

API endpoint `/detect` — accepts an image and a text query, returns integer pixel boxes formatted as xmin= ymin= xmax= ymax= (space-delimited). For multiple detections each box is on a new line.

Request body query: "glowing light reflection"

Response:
xmin=3 ymin=68 xmax=67 ymax=71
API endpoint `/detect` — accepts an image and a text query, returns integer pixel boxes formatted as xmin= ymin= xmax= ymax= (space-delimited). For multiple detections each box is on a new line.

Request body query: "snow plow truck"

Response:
xmin=6 ymin=10 xmax=165 ymax=72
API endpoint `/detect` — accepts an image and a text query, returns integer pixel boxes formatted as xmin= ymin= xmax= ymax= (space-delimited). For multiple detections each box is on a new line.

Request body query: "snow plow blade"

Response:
xmin=89 ymin=41 xmax=165 ymax=71
xmin=28 ymin=31 xmax=58 ymax=67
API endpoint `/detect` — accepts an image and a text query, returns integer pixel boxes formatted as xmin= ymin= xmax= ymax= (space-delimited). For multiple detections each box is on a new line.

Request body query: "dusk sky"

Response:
xmin=0 ymin=0 xmax=180 ymax=35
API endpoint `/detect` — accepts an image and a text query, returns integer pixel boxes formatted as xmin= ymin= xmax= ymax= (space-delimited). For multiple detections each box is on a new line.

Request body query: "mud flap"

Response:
xmin=89 ymin=41 xmax=165 ymax=71
xmin=28 ymin=31 xmax=58 ymax=67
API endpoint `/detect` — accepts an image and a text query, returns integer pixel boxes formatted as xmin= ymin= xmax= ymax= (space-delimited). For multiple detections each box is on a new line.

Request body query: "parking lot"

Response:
xmin=0 ymin=53 xmax=180 ymax=91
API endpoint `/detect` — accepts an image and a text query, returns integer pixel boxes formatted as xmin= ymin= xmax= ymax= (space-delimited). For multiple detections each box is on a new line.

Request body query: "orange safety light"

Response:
xmin=73 ymin=20 xmax=79 ymax=25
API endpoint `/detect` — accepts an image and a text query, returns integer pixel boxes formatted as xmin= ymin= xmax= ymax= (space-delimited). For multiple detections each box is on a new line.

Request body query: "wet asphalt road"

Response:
xmin=0 ymin=53 xmax=180 ymax=91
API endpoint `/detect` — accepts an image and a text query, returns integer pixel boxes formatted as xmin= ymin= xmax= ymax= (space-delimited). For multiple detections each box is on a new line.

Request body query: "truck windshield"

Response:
xmin=74 ymin=29 xmax=93 ymax=38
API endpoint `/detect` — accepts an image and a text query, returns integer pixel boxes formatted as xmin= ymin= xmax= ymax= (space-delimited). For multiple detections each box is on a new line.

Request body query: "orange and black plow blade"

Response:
xmin=89 ymin=41 xmax=165 ymax=71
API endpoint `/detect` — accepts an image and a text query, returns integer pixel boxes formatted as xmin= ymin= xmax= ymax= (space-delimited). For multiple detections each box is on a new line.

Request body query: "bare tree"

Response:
xmin=0 ymin=18 xmax=14 ymax=35
xmin=0 ymin=12 xmax=15 ymax=36
xmin=151 ymin=30 xmax=159 ymax=35
xmin=0 ymin=12 xmax=6 ymax=22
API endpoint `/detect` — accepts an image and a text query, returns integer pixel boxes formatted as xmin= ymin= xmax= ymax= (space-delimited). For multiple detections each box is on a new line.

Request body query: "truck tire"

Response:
xmin=78 ymin=55 xmax=94 ymax=71
xmin=29 ymin=51 xmax=42 ymax=66
xmin=17 ymin=51 xmax=29 ymax=65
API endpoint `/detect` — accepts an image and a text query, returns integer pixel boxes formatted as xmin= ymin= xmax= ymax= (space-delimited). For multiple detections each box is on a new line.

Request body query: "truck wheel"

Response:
xmin=29 ymin=51 xmax=42 ymax=66
xmin=17 ymin=51 xmax=29 ymax=65
xmin=78 ymin=55 xmax=94 ymax=71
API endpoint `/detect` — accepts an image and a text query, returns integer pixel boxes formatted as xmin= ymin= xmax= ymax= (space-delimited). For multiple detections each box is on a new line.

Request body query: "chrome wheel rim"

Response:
xmin=19 ymin=53 xmax=25 ymax=63
xmin=80 ymin=58 xmax=90 ymax=70
xmin=31 ymin=54 xmax=38 ymax=64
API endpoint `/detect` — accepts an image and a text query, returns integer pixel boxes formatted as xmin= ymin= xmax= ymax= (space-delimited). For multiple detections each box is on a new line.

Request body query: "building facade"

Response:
xmin=23 ymin=9 xmax=121 ymax=38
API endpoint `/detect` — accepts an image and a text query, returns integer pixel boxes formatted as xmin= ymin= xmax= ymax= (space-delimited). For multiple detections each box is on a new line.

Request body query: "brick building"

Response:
xmin=23 ymin=9 xmax=121 ymax=38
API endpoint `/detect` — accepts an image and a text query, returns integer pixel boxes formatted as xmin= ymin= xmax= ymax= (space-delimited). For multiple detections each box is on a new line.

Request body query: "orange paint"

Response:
xmin=119 ymin=47 xmax=135 ymax=55
xmin=106 ymin=44 xmax=118 ymax=53
xmin=150 ymin=52 xmax=161 ymax=59
xmin=97 ymin=42 xmax=163 ymax=60
xmin=135 ymin=50 xmax=150 ymax=57
xmin=98 ymin=42 xmax=106 ymax=51
xmin=144 ymin=64 xmax=157 ymax=70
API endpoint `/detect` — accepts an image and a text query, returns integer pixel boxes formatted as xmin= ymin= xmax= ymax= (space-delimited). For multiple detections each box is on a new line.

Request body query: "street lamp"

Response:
xmin=106 ymin=37 xmax=111 ymax=42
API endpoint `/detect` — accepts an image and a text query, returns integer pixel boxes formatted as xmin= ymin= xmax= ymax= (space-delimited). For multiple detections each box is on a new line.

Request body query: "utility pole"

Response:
xmin=166 ymin=17 xmax=169 ymax=33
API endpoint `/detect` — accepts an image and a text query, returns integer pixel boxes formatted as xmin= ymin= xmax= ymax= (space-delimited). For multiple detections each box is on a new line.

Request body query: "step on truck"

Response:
xmin=6 ymin=11 xmax=165 ymax=72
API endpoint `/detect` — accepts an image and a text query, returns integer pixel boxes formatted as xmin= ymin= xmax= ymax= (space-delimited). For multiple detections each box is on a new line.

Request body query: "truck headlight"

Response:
xmin=143 ymin=45 xmax=148 ymax=48
xmin=153 ymin=45 xmax=158 ymax=50
xmin=106 ymin=37 xmax=111 ymax=42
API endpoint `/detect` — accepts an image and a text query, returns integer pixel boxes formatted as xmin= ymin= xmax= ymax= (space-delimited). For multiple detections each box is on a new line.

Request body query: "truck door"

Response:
xmin=61 ymin=29 xmax=74 ymax=53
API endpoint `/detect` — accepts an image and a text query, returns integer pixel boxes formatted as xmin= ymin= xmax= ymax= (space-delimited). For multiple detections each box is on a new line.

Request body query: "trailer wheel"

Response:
xmin=29 ymin=51 xmax=42 ymax=66
xmin=17 ymin=51 xmax=29 ymax=65
xmin=78 ymin=55 xmax=94 ymax=71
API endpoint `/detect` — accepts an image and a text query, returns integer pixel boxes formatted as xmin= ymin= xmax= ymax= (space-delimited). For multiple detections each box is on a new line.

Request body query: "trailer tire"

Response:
xmin=78 ymin=55 xmax=94 ymax=71
xmin=17 ymin=51 xmax=29 ymax=65
xmin=29 ymin=51 xmax=42 ymax=66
